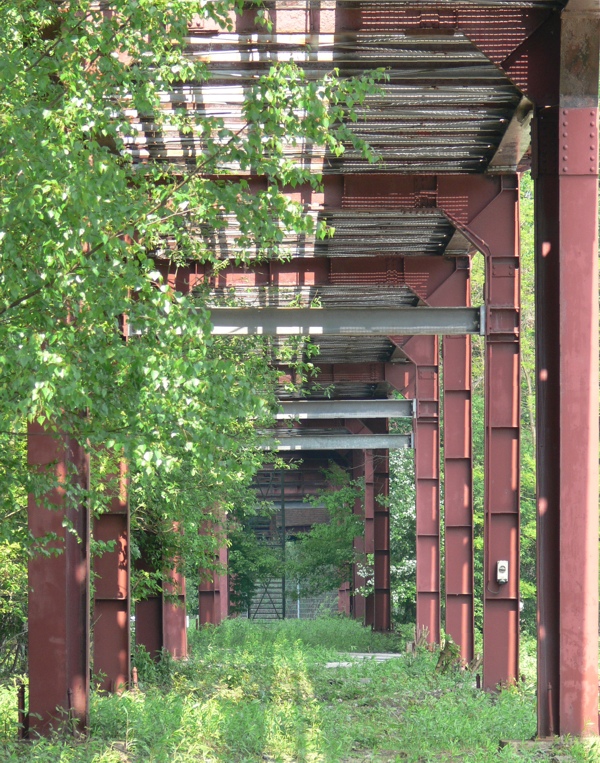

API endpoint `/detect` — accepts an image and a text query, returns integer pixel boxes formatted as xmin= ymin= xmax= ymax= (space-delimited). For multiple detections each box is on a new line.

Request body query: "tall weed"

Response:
xmin=0 ymin=620 xmax=592 ymax=763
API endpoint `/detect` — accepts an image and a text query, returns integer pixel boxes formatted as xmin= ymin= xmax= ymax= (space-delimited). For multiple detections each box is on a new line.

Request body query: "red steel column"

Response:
xmin=533 ymin=2 xmax=599 ymax=736
xmin=135 ymin=557 xmax=187 ymax=659
xmin=482 ymin=179 xmax=520 ymax=690
xmin=28 ymin=423 xmax=90 ymax=733
xmin=351 ymin=449 xmax=369 ymax=623
xmin=338 ymin=581 xmax=351 ymax=615
xmin=424 ymin=262 xmax=473 ymax=660
xmin=135 ymin=591 xmax=163 ymax=659
xmin=364 ymin=449 xmax=375 ymax=627
xmin=373 ymin=446 xmax=390 ymax=632
xmin=93 ymin=461 xmax=130 ymax=692
xmin=399 ymin=336 xmax=440 ymax=645
xmin=436 ymin=177 xmax=521 ymax=687
xmin=443 ymin=335 xmax=474 ymax=662
xmin=157 ymin=263 xmax=190 ymax=656
xmin=163 ymin=570 xmax=187 ymax=658
xmin=199 ymin=544 xmax=229 ymax=625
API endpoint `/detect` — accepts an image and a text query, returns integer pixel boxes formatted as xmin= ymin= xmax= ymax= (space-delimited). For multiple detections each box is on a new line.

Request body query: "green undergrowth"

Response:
xmin=187 ymin=614 xmax=408 ymax=655
xmin=0 ymin=618 xmax=597 ymax=763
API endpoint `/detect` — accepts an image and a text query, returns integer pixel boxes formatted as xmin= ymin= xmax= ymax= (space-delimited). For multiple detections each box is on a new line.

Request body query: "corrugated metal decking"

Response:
xmin=125 ymin=32 xmax=525 ymax=174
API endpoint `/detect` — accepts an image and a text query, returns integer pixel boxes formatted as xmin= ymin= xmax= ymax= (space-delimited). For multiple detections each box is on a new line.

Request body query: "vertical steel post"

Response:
xmin=351 ymin=450 xmax=368 ymax=622
xmin=443 ymin=335 xmax=474 ymax=662
xmin=436 ymin=177 xmax=521 ymax=688
xmin=28 ymin=423 xmax=90 ymax=733
xmin=280 ymin=471 xmax=286 ymax=620
xmin=93 ymin=461 xmax=130 ymax=692
xmin=364 ymin=449 xmax=375 ymax=626
xmin=338 ymin=581 xmax=351 ymax=615
xmin=533 ymin=2 xmax=600 ymax=735
xmin=163 ymin=570 xmax=187 ymax=658
xmin=156 ymin=264 xmax=190 ymax=657
xmin=482 ymin=178 xmax=520 ymax=690
xmin=400 ymin=336 xmax=440 ymax=645
xmin=373 ymin=447 xmax=391 ymax=631
xmin=199 ymin=543 xmax=229 ymax=625
xmin=135 ymin=593 xmax=163 ymax=659
xmin=135 ymin=546 xmax=187 ymax=659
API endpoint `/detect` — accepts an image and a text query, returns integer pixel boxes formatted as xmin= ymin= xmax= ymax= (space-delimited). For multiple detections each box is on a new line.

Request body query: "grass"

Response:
xmin=0 ymin=617 xmax=598 ymax=762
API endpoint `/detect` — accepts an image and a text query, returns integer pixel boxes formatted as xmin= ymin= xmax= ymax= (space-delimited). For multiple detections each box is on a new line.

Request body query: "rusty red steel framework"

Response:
xmin=93 ymin=461 xmax=130 ymax=694
xmin=393 ymin=334 xmax=441 ymax=647
xmin=26 ymin=0 xmax=599 ymax=740
xmin=199 ymin=543 xmax=229 ymax=625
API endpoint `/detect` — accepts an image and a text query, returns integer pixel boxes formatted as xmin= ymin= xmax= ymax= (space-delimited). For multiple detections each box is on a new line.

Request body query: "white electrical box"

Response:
xmin=496 ymin=560 xmax=509 ymax=585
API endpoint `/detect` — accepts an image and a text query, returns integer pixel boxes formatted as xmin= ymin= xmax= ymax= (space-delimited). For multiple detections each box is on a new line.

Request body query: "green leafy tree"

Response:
xmin=389 ymin=448 xmax=417 ymax=624
xmin=227 ymin=521 xmax=283 ymax=615
xmin=0 ymin=0 xmax=383 ymax=662
xmin=285 ymin=465 xmax=364 ymax=598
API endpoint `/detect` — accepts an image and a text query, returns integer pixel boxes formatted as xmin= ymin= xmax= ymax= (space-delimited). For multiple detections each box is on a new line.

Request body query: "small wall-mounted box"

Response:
xmin=496 ymin=560 xmax=509 ymax=585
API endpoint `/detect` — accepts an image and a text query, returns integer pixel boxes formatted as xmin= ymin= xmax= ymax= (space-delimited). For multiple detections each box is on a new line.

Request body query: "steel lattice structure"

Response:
xmin=27 ymin=0 xmax=599 ymax=739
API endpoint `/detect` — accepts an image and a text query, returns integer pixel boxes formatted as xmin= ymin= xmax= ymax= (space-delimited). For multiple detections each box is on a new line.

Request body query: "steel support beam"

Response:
xmin=346 ymin=416 xmax=391 ymax=632
xmin=261 ymin=433 xmax=412 ymax=451
xmin=364 ymin=449 xmax=376 ymax=627
xmin=276 ymin=398 xmax=414 ymax=420
xmin=474 ymin=179 xmax=521 ymax=690
xmin=399 ymin=337 xmax=441 ymax=646
xmin=199 ymin=544 xmax=229 ymax=625
xmin=533 ymin=2 xmax=600 ymax=737
xmin=163 ymin=571 xmax=187 ymax=659
xmin=209 ymin=307 xmax=482 ymax=336
xmin=418 ymin=261 xmax=474 ymax=660
xmin=135 ymin=562 xmax=187 ymax=660
xmin=434 ymin=265 xmax=475 ymax=663
xmin=373 ymin=445 xmax=391 ymax=632
xmin=135 ymin=594 xmax=163 ymax=659
xmin=28 ymin=424 xmax=90 ymax=734
xmin=338 ymin=581 xmax=351 ymax=616
xmin=443 ymin=335 xmax=474 ymax=663
xmin=93 ymin=461 xmax=130 ymax=693
xmin=433 ymin=178 xmax=522 ymax=687
xmin=351 ymin=450 xmax=370 ymax=624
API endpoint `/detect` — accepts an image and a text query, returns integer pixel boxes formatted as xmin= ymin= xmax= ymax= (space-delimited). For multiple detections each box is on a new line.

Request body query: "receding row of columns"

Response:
xmin=26 ymin=149 xmax=599 ymax=739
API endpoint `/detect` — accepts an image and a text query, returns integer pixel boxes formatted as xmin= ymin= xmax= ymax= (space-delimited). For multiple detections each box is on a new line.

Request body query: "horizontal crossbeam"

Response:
xmin=209 ymin=307 xmax=483 ymax=336
xmin=276 ymin=398 xmax=415 ymax=420
xmin=260 ymin=433 xmax=413 ymax=451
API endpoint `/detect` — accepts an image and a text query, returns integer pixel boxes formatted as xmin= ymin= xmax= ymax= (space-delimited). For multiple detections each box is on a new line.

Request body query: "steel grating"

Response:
xmin=159 ymin=208 xmax=457 ymax=261
xmin=303 ymin=336 xmax=397 ymax=364
xmin=204 ymin=283 xmax=419 ymax=308
xmin=277 ymin=382 xmax=389 ymax=400
xmin=124 ymin=31 xmax=525 ymax=175
xmin=269 ymin=335 xmax=398 ymax=365
xmin=314 ymin=210 xmax=454 ymax=257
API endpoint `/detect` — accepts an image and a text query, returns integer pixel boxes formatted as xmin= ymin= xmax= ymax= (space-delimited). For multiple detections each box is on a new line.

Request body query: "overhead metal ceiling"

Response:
xmin=277 ymin=381 xmax=391 ymax=400
xmin=157 ymin=208 xmax=460 ymax=261
xmin=125 ymin=31 xmax=527 ymax=174
xmin=269 ymin=335 xmax=399 ymax=364
xmin=204 ymin=283 xmax=420 ymax=308
xmin=137 ymin=8 xmax=521 ymax=402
